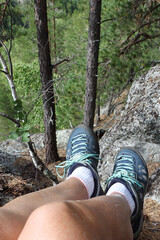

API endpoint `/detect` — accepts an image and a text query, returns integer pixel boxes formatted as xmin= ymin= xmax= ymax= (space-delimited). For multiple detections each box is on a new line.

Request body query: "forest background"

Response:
xmin=0 ymin=0 xmax=160 ymax=141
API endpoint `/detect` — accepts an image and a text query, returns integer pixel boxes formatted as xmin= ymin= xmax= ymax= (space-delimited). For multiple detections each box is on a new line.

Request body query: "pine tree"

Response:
xmin=83 ymin=0 xmax=101 ymax=129
xmin=34 ymin=0 xmax=59 ymax=163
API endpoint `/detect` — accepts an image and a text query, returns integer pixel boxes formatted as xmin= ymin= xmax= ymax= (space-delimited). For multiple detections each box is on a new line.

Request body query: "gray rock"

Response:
xmin=99 ymin=65 xmax=160 ymax=203
xmin=30 ymin=129 xmax=72 ymax=150
xmin=56 ymin=129 xmax=72 ymax=149
xmin=0 ymin=129 xmax=72 ymax=173
xmin=0 ymin=139 xmax=27 ymax=156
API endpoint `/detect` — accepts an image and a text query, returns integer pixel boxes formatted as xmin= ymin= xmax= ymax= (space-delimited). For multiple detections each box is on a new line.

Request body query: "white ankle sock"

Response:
xmin=106 ymin=182 xmax=135 ymax=214
xmin=68 ymin=166 xmax=94 ymax=198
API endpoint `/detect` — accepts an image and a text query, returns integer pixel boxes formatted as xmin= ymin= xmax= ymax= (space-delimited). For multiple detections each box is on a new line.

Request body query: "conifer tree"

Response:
xmin=34 ymin=0 xmax=59 ymax=163
xmin=83 ymin=0 xmax=101 ymax=128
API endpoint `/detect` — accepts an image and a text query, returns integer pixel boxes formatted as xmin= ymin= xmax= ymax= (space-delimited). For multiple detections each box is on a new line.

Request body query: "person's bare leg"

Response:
xmin=0 ymin=178 xmax=88 ymax=240
xmin=0 ymin=124 xmax=101 ymax=240
xmin=18 ymin=194 xmax=133 ymax=240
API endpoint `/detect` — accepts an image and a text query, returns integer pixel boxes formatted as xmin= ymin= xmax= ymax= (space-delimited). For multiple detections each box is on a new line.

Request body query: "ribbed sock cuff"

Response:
xmin=68 ymin=166 xmax=94 ymax=198
xmin=106 ymin=182 xmax=135 ymax=214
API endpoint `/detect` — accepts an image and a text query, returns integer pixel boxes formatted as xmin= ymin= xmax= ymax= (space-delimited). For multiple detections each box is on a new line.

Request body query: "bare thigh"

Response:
xmin=0 ymin=178 xmax=88 ymax=240
xmin=18 ymin=195 xmax=133 ymax=240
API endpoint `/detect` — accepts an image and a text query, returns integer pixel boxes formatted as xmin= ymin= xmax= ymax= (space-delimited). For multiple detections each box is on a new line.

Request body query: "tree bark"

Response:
xmin=52 ymin=0 xmax=57 ymax=73
xmin=34 ymin=0 xmax=59 ymax=163
xmin=83 ymin=0 xmax=101 ymax=129
xmin=0 ymin=51 xmax=18 ymax=101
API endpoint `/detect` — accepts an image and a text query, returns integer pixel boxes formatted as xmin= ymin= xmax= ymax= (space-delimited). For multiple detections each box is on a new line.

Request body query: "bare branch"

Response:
xmin=0 ymin=0 xmax=11 ymax=26
xmin=51 ymin=58 xmax=70 ymax=69
xmin=0 ymin=69 xmax=8 ymax=74
xmin=140 ymin=17 xmax=160 ymax=29
xmin=141 ymin=3 xmax=160 ymax=23
xmin=0 ymin=45 xmax=18 ymax=101
xmin=27 ymin=138 xmax=59 ymax=184
xmin=121 ymin=17 xmax=160 ymax=47
xmin=120 ymin=32 xmax=160 ymax=54
xmin=0 ymin=39 xmax=13 ymax=79
xmin=100 ymin=18 xmax=116 ymax=24
xmin=0 ymin=112 xmax=20 ymax=127
xmin=133 ymin=33 xmax=160 ymax=45
xmin=81 ymin=17 xmax=89 ymax=20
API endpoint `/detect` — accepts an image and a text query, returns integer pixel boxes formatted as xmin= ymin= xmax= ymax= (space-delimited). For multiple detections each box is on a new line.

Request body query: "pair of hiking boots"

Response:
xmin=56 ymin=124 xmax=149 ymax=240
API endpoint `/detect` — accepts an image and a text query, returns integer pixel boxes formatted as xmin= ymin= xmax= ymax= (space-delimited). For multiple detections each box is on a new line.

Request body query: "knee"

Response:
xmin=18 ymin=201 xmax=85 ymax=240
xmin=27 ymin=201 xmax=79 ymax=227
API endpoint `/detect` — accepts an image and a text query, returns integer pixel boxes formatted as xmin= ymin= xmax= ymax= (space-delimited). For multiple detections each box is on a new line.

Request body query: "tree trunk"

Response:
xmin=34 ymin=0 xmax=59 ymax=163
xmin=83 ymin=0 xmax=101 ymax=129
xmin=52 ymin=0 xmax=57 ymax=73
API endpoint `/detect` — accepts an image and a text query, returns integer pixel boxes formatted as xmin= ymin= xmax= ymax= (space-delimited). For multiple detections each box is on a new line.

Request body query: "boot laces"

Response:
xmin=56 ymin=133 xmax=99 ymax=178
xmin=107 ymin=154 xmax=143 ymax=188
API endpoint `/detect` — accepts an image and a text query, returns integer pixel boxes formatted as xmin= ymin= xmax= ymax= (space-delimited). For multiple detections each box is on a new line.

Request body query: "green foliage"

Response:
xmin=0 ymin=0 xmax=26 ymax=41
xmin=47 ymin=1 xmax=88 ymax=129
xmin=0 ymin=82 xmax=16 ymax=140
xmin=10 ymin=122 xmax=30 ymax=143
xmin=55 ymin=72 xmax=85 ymax=129
xmin=11 ymin=1 xmax=37 ymax=63
xmin=13 ymin=60 xmax=44 ymax=131
xmin=13 ymin=60 xmax=85 ymax=131
xmin=58 ymin=0 xmax=79 ymax=14
xmin=7 ymin=99 xmax=30 ymax=142
xmin=98 ymin=0 xmax=160 ymax=105
xmin=13 ymin=61 xmax=41 ymax=97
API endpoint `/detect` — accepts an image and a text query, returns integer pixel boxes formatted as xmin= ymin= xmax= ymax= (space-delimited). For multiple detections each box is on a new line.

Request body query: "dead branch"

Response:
xmin=0 ymin=112 xmax=20 ymax=127
xmin=140 ymin=17 xmax=160 ymax=29
xmin=0 ymin=69 xmax=7 ymax=74
xmin=81 ymin=17 xmax=89 ymax=20
xmin=0 ymin=0 xmax=11 ymax=26
xmin=122 ymin=17 xmax=160 ymax=47
xmin=120 ymin=2 xmax=160 ymax=55
xmin=132 ymin=32 xmax=160 ymax=44
xmin=108 ymin=101 xmax=124 ymax=115
xmin=141 ymin=3 xmax=160 ymax=23
xmin=27 ymin=138 xmax=59 ymax=184
xmin=51 ymin=58 xmax=70 ymax=69
xmin=100 ymin=18 xmax=116 ymax=24
xmin=120 ymin=32 xmax=160 ymax=54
